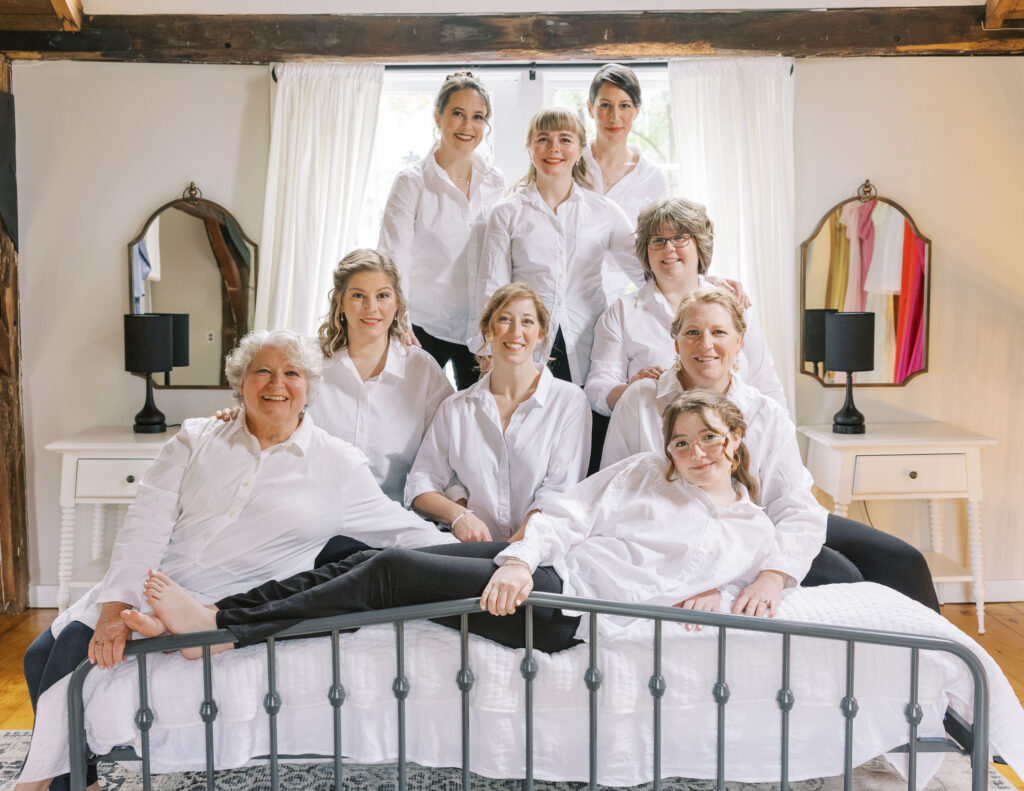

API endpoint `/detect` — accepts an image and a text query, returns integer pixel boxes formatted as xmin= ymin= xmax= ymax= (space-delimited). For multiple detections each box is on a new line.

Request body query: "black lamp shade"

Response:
xmin=804 ymin=308 xmax=837 ymax=364
xmin=162 ymin=313 xmax=190 ymax=368
xmin=825 ymin=312 xmax=875 ymax=373
xmin=124 ymin=314 xmax=173 ymax=374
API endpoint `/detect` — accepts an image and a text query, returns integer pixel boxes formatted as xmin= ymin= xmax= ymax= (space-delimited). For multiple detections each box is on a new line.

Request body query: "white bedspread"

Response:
xmin=19 ymin=583 xmax=1024 ymax=787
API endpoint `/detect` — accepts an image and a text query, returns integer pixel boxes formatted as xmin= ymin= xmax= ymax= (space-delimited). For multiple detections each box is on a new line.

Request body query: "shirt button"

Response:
xmin=243 ymin=482 xmax=250 ymax=488
xmin=229 ymin=511 xmax=236 ymax=518
xmin=203 ymin=532 xmax=212 ymax=540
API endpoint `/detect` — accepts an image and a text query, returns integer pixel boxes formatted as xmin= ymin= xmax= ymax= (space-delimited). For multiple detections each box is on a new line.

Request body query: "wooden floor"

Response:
xmin=1 ymin=604 xmax=1022 ymax=786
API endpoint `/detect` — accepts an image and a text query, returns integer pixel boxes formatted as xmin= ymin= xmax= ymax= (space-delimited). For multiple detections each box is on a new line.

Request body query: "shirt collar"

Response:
xmin=468 ymin=365 xmax=552 ymax=406
xmin=523 ymin=181 xmax=582 ymax=215
xmin=233 ymin=407 xmax=313 ymax=456
xmin=328 ymin=338 xmax=408 ymax=383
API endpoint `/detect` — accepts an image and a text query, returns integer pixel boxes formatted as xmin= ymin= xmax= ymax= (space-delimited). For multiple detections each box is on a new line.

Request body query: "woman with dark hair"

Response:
xmin=585 ymin=198 xmax=785 ymax=415
xmin=379 ymin=71 xmax=505 ymax=389
xmin=604 ymin=287 xmax=940 ymax=611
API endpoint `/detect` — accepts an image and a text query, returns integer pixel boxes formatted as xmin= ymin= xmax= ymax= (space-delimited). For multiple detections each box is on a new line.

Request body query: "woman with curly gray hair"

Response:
xmin=18 ymin=329 xmax=454 ymax=791
xmin=585 ymin=197 xmax=785 ymax=416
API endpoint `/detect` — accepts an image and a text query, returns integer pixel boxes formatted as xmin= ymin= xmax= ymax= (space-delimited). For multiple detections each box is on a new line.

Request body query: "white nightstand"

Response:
xmin=45 ymin=426 xmax=178 ymax=610
xmin=798 ymin=422 xmax=996 ymax=633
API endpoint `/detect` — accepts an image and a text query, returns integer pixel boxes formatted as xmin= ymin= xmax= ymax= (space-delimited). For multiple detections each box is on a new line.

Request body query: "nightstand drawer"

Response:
xmin=75 ymin=459 xmax=155 ymax=499
xmin=852 ymin=453 xmax=968 ymax=496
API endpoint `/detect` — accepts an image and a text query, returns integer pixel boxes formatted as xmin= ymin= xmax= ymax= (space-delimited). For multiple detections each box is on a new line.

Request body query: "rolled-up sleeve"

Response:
xmin=405 ymin=399 xmax=459 ymax=507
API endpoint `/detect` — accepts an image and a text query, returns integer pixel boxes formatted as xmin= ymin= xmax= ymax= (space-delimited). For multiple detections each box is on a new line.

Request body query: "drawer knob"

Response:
xmin=908 ymin=471 xmax=918 ymax=480
xmin=126 ymin=475 xmax=136 ymax=484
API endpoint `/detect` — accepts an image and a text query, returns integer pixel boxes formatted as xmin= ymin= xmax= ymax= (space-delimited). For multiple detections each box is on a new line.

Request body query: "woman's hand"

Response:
xmin=674 ymin=588 xmax=721 ymax=631
xmin=480 ymin=562 xmax=534 ymax=616
xmin=406 ymin=327 xmax=422 ymax=348
xmin=89 ymin=601 xmax=133 ymax=668
xmin=213 ymin=407 xmax=240 ymax=423
xmin=707 ymin=276 xmax=752 ymax=309
xmin=732 ymin=570 xmax=787 ymax=618
xmin=475 ymin=353 xmax=493 ymax=374
xmin=629 ymin=366 xmax=665 ymax=385
xmin=451 ymin=511 xmax=491 ymax=542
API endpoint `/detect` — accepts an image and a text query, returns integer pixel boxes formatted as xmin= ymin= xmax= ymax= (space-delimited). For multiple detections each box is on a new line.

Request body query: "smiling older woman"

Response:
xmin=17 ymin=329 xmax=453 ymax=791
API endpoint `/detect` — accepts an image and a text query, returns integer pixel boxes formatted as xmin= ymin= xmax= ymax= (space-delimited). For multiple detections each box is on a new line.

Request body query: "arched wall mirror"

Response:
xmin=128 ymin=183 xmax=258 ymax=388
xmin=800 ymin=180 xmax=930 ymax=386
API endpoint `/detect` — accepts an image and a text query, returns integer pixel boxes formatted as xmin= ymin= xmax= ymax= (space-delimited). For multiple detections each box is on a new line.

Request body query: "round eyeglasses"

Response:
xmin=666 ymin=432 xmax=727 ymax=458
xmin=649 ymin=233 xmax=694 ymax=251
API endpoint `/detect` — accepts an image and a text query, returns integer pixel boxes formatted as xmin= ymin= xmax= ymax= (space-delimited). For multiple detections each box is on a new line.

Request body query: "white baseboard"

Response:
xmin=29 ymin=582 xmax=94 ymax=609
xmin=936 ymin=579 xmax=1024 ymax=604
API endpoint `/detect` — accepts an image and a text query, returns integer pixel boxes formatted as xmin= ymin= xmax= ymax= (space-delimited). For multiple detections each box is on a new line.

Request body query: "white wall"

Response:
xmin=793 ymin=58 xmax=1024 ymax=597
xmin=14 ymin=61 xmax=271 ymax=601
xmin=13 ymin=56 xmax=1024 ymax=603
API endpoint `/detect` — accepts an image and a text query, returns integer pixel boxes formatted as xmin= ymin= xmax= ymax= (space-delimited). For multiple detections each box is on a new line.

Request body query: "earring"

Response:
xmin=673 ymin=353 xmax=683 ymax=371
xmin=731 ymin=357 xmax=741 ymax=373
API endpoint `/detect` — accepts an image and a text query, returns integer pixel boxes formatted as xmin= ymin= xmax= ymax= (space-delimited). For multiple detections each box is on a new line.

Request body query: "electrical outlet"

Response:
xmin=206 ymin=331 xmax=215 ymax=343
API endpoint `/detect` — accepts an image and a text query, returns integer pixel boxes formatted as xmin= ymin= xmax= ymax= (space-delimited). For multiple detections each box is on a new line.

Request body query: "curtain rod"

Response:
xmin=272 ymin=60 xmax=668 ymax=82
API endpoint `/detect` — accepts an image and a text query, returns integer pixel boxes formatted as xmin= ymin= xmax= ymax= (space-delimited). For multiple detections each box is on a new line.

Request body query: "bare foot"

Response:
xmin=144 ymin=570 xmax=218 ymax=636
xmin=120 ymin=608 xmax=167 ymax=637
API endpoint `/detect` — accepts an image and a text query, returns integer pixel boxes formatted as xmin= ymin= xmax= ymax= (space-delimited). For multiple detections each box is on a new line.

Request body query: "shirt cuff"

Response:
xmin=494 ymin=542 xmax=543 ymax=573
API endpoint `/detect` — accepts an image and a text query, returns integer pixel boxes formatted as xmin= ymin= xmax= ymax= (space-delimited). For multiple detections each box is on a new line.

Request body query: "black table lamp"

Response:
xmin=161 ymin=313 xmax=190 ymax=386
xmin=825 ymin=312 xmax=875 ymax=434
xmin=803 ymin=308 xmax=837 ymax=379
xmin=124 ymin=314 xmax=175 ymax=433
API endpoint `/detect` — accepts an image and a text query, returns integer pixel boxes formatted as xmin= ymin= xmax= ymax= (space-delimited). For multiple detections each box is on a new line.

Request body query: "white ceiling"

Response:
xmin=83 ymin=0 xmax=976 ymax=14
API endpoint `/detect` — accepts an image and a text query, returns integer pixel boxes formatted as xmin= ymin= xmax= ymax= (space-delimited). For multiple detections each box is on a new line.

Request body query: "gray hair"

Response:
xmin=224 ymin=330 xmax=323 ymax=404
xmin=635 ymin=198 xmax=715 ymax=280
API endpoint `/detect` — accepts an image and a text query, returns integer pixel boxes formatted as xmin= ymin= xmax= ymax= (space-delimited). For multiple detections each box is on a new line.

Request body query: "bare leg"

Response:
xmin=15 ymin=779 xmax=101 ymax=791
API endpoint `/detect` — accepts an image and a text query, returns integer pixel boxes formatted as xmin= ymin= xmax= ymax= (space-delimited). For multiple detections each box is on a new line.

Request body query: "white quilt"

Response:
xmin=19 ymin=583 xmax=1024 ymax=787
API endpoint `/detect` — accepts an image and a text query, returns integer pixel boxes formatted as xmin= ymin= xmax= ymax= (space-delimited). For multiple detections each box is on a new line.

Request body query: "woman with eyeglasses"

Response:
xmin=584 ymin=198 xmax=786 ymax=416
xmin=603 ymin=287 xmax=941 ymax=611
xmin=378 ymin=72 xmax=505 ymax=389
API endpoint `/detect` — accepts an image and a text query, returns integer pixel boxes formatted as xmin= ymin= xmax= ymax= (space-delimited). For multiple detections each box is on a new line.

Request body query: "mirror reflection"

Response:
xmin=129 ymin=184 xmax=258 ymax=388
xmin=801 ymin=182 xmax=930 ymax=386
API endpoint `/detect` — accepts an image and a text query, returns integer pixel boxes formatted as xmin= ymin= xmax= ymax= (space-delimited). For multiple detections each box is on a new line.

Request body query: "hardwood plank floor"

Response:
xmin=1 ymin=604 xmax=1022 ymax=786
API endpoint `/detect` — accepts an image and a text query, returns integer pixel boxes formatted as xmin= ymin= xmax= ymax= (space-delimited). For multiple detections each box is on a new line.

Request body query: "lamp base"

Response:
xmin=133 ymin=373 xmax=167 ymax=434
xmin=832 ymin=374 xmax=866 ymax=435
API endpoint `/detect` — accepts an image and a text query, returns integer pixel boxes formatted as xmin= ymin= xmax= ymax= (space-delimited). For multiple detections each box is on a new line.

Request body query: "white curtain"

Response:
xmin=669 ymin=57 xmax=796 ymax=413
xmin=255 ymin=62 xmax=384 ymax=335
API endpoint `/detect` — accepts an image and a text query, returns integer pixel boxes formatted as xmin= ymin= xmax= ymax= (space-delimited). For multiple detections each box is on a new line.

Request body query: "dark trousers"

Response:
xmin=216 ymin=541 xmax=581 ymax=654
xmin=413 ymin=325 xmax=478 ymax=390
xmin=23 ymin=621 xmax=99 ymax=790
xmin=802 ymin=513 xmax=941 ymax=612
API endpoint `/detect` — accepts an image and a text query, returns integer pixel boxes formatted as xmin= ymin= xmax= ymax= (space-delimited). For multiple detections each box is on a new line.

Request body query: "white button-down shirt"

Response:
xmin=54 ymin=413 xmax=455 ymax=634
xmin=306 ymin=339 xmax=453 ymax=503
xmin=497 ymin=452 xmax=776 ymax=639
xmin=601 ymin=373 xmax=826 ymax=584
xmin=405 ymin=367 xmax=591 ymax=541
xmin=378 ymin=145 xmax=506 ymax=343
xmin=585 ymin=279 xmax=787 ymax=415
xmin=470 ymin=183 xmax=643 ymax=385
xmin=581 ymin=143 xmax=669 ymax=226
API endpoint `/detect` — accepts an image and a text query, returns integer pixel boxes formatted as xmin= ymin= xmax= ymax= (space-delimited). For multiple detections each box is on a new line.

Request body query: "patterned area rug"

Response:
xmin=0 ymin=731 xmax=1011 ymax=790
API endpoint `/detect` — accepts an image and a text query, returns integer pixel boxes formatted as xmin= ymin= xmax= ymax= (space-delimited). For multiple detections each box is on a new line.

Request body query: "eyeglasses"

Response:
xmin=649 ymin=233 xmax=694 ymax=251
xmin=666 ymin=432 xmax=727 ymax=458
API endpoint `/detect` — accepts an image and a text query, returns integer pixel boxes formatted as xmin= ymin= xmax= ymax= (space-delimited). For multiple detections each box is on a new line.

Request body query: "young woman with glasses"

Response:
xmin=584 ymin=197 xmax=786 ymax=416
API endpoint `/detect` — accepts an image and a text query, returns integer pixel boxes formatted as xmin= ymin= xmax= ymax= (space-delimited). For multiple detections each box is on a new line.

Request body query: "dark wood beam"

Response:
xmin=0 ymin=0 xmax=63 ymax=31
xmin=3 ymin=7 xmax=1024 ymax=62
xmin=986 ymin=0 xmax=1024 ymax=27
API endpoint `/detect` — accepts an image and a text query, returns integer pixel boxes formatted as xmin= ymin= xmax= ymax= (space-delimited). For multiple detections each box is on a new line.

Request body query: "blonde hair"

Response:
xmin=514 ymin=108 xmax=593 ymax=192
xmin=317 ymin=249 xmax=410 ymax=357
xmin=635 ymin=198 xmax=714 ymax=280
xmin=661 ymin=388 xmax=759 ymax=503
xmin=670 ymin=287 xmax=747 ymax=339
xmin=478 ymin=283 xmax=550 ymax=341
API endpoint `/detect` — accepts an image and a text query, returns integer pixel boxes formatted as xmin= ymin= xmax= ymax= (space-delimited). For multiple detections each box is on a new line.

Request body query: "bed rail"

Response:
xmin=67 ymin=593 xmax=990 ymax=791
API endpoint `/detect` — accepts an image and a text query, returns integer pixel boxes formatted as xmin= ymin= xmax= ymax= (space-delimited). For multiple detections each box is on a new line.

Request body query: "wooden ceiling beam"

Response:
xmin=2 ymin=7 xmax=1024 ymax=62
xmin=986 ymin=0 xmax=1024 ymax=28
xmin=49 ymin=0 xmax=81 ymax=32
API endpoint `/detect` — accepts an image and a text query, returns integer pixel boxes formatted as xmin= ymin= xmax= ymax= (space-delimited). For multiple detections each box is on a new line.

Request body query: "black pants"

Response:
xmin=413 ymin=325 xmax=478 ymax=390
xmin=23 ymin=621 xmax=99 ymax=790
xmin=215 ymin=542 xmax=581 ymax=654
xmin=802 ymin=513 xmax=940 ymax=612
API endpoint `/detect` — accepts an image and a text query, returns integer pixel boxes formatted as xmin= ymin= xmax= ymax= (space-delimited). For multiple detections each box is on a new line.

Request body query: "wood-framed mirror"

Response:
xmin=800 ymin=180 xmax=930 ymax=386
xmin=128 ymin=183 xmax=258 ymax=388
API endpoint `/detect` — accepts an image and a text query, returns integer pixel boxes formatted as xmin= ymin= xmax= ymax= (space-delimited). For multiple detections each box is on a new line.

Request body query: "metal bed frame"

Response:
xmin=67 ymin=593 xmax=990 ymax=791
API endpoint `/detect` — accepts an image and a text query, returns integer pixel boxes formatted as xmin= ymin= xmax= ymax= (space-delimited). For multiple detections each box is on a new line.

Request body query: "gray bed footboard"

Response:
xmin=66 ymin=593 xmax=990 ymax=791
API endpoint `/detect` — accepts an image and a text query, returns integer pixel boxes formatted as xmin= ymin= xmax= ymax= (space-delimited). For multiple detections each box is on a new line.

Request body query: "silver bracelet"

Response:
xmin=449 ymin=509 xmax=473 ymax=529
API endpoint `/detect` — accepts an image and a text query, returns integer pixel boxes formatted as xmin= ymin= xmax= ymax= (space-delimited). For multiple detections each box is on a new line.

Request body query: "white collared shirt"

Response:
xmin=581 ymin=142 xmax=668 ymax=225
xmin=496 ymin=452 xmax=776 ymax=639
xmin=378 ymin=145 xmax=506 ymax=343
xmin=405 ymin=366 xmax=591 ymax=540
xmin=54 ymin=413 xmax=455 ymax=634
xmin=306 ymin=339 xmax=453 ymax=502
xmin=585 ymin=278 xmax=787 ymax=415
xmin=470 ymin=183 xmax=643 ymax=385
xmin=601 ymin=373 xmax=826 ymax=584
